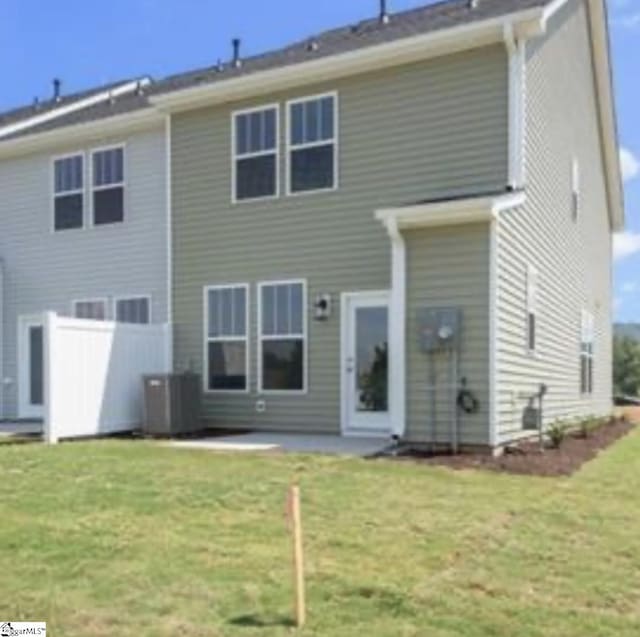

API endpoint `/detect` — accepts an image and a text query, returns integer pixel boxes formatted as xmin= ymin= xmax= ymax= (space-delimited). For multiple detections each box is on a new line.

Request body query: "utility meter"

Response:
xmin=417 ymin=307 xmax=461 ymax=353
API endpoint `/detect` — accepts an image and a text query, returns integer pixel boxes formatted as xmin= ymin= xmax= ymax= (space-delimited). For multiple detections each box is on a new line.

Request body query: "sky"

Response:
xmin=0 ymin=0 xmax=639 ymax=320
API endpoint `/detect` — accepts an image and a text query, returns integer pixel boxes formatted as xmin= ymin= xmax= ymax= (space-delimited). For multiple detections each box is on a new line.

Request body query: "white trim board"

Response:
xmin=375 ymin=191 xmax=527 ymax=230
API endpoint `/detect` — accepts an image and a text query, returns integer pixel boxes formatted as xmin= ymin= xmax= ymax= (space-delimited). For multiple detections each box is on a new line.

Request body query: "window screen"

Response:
xmin=92 ymin=147 xmax=124 ymax=225
xmin=116 ymin=297 xmax=150 ymax=324
xmin=260 ymin=281 xmax=305 ymax=392
xmin=206 ymin=286 xmax=248 ymax=391
xmin=288 ymin=95 xmax=336 ymax=193
xmin=234 ymin=107 xmax=278 ymax=201
xmin=54 ymin=154 xmax=84 ymax=231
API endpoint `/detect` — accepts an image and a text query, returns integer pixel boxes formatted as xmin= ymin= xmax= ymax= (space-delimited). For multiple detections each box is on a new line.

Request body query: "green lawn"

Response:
xmin=1 ymin=431 xmax=639 ymax=637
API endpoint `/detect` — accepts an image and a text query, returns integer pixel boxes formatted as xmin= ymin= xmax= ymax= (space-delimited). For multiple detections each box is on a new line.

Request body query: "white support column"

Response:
xmin=43 ymin=311 xmax=58 ymax=444
xmin=385 ymin=218 xmax=407 ymax=438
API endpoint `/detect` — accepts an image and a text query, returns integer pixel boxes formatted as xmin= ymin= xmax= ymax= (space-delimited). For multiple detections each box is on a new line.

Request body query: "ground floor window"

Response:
xmin=581 ymin=310 xmax=594 ymax=395
xmin=73 ymin=298 xmax=107 ymax=321
xmin=258 ymin=280 xmax=306 ymax=392
xmin=115 ymin=296 xmax=151 ymax=324
xmin=205 ymin=285 xmax=249 ymax=392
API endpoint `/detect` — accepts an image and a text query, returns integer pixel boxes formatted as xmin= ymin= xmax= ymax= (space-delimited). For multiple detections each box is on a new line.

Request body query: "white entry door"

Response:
xmin=341 ymin=291 xmax=391 ymax=436
xmin=18 ymin=316 xmax=45 ymax=419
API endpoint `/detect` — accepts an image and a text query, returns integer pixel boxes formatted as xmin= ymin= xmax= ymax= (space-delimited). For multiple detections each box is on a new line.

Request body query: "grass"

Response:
xmin=0 ymin=431 xmax=639 ymax=636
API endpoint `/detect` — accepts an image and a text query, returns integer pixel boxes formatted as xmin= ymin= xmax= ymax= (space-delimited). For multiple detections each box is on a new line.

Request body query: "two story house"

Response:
xmin=0 ymin=0 xmax=622 ymax=453
xmin=151 ymin=0 xmax=621 ymax=451
xmin=0 ymin=79 xmax=170 ymax=421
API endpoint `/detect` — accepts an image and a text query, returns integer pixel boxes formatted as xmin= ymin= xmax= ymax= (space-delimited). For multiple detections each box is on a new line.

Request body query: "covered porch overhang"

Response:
xmin=374 ymin=190 xmax=527 ymax=441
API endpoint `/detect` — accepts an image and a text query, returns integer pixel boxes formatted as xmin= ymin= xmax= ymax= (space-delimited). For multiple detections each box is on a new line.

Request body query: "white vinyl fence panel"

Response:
xmin=44 ymin=312 xmax=170 ymax=443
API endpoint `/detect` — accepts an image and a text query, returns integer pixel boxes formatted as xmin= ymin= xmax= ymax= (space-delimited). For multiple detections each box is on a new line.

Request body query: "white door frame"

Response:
xmin=17 ymin=314 xmax=45 ymax=420
xmin=340 ymin=290 xmax=391 ymax=437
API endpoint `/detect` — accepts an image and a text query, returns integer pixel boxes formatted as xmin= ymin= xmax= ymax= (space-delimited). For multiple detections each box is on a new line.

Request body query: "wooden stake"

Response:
xmin=288 ymin=484 xmax=306 ymax=628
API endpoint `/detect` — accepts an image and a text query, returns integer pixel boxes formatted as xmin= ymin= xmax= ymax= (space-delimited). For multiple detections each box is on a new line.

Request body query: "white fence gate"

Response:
xmin=43 ymin=312 xmax=171 ymax=443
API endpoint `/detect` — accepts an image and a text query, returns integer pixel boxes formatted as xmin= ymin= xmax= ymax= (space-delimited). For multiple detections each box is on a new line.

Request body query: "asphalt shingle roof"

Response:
xmin=151 ymin=0 xmax=547 ymax=96
xmin=0 ymin=0 xmax=549 ymax=142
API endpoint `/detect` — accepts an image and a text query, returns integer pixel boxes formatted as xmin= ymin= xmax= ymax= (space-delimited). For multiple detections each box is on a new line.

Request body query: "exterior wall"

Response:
xmin=495 ymin=0 xmax=613 ymax=442
xmin=405 ymin=223 xmax=491 ymax=445
xmin=0 ymin=124 xmax=169 ymax=418
xmin=171 ymin=45 xmax=509 ymax=434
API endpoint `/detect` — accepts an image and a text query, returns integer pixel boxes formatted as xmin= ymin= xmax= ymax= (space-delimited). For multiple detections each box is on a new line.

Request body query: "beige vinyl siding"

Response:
xmin=172 ymin=45 xmax=509 ymax=433
xmin=495 ymin=0 xmax=613 ymax=442
xmin=405 ymin=223 xmax=491 ymax=445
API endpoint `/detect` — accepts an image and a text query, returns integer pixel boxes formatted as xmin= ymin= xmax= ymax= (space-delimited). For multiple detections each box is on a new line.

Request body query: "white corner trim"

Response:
xmin=504 ymin=25 xmax=526 ymax=189
xmin=0 ymin=78 xmax=151 ymax=141
xmin=375 ymin=191 xmax=526 ymax=230
xmin=378 ymin=216 xmax=406 ymax=438
xmin=488 ymin=217 xmax=500 ymax=448
xmin=165 ymin=115 xmax=174 ymax=370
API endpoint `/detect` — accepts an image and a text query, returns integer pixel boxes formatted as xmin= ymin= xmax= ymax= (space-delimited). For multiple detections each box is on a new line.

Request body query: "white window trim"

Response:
xmin=231 ymin=103 xmax=280 ymax=205
xmin=526 ymin=264 xmax=538 ymax=356
xmin=285 ymin=91 xmax=339 ymax=197
xmin=89 ymin=143 xmax=127 ymax=228
xmin=257 ymin=279 xmax=308 ymax=395
xmin=580 ymin=309 xmax=595 ymax=396
xmin=203 ymin=283 xmax=250 ymax=394
xmin=572 ymin=156 xmax=580 ymax=221
xmin=71 ymin=297 xmax=109 ymax=321
xmin=51 ymin=151 xmax=86 ymax=233
xmin=113 ymin=294 xmax=152 ymax=324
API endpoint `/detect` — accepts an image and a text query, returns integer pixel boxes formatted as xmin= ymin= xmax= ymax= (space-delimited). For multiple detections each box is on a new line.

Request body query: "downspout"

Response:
xmin=504 ymin=24 xmax=527 ymax=189
xmin=165 ymin=114 xmax=174 ymax=371
xmin=384 ymin=218 xmax=406 ymax=438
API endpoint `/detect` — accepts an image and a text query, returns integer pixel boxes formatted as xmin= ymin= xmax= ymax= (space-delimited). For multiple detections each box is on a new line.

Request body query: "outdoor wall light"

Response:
xmin=313 ymin=294 xmax=332 ymax=321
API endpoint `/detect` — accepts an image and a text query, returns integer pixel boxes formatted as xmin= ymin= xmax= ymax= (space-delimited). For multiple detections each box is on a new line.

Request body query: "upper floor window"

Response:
xmin=92 ymin=146 xmax=125 ymax=225
xmin=526 ymin=264 xmax=539 ymax=354
xmin=580 ymin=310 xmax=594 ymax=395
xmin=233 ymin=106 xmax=278 ymax=202
xmin=73 ymin=298 xmax=107 ymax=321
xmin=287 ymin=93 xmax=337 ymax=194
xmin=115 ymin=296 xmax=151 ymax=324
xmin=53 ymin=154 xmax=84 ymax=231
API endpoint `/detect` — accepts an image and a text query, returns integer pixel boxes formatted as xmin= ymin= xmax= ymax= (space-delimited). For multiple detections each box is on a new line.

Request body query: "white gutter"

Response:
xmin=376 ymin=191 xmax=527 ymax=229
xmin=0 ymin=78 xmax=151 ymax=141
xmin=150 ymin=9 xmax=545 ymax=113
xmin=504 ymin=25 xmax=527 ymax=189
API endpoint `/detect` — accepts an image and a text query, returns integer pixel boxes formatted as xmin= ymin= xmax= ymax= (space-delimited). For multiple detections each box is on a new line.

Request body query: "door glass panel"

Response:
xmin=29 ymin=326 xmax=44 ymax=406
xmin=355 ymin=307 xmax=388 ymax=413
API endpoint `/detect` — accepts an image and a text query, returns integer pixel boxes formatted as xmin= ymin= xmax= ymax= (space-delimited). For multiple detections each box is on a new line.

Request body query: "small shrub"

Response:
xmin=578 ymin=416 xmax=597 ymax=439
xmin=547 ymin=421 xmax=566 ymax=449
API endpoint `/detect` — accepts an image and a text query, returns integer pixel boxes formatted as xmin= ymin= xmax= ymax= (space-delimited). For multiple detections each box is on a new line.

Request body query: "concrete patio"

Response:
xmin=167 ymin=432 xmax=393 ymax=457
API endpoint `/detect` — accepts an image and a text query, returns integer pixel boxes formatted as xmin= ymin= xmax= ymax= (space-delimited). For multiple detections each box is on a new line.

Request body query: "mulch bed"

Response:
xmin=385 ymin=417 xmax=635 ymax=477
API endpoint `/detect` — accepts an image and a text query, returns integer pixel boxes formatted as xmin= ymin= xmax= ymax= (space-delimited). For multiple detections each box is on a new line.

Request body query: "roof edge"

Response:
xmin=375 ymin=191 xmax=527 ymax=229
xmin=150 ymin=8 xmax=546 ymax=113
xmin=0 ymin=107 xmax=163 ymax=160
xmin=0 ymin=77 xmax=152 ymax=142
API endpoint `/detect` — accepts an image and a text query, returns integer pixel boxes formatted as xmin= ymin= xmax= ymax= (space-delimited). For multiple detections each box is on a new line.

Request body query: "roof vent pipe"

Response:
xmin=52 ymin=78 xmax=62 ymax=102
xmin=469 ymin=0 xmax=479 ymax=8
xmin=379 ymin=0 xmax=390 ymax=23
xmin=232 ymin=38 xmax=242 ymax=68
